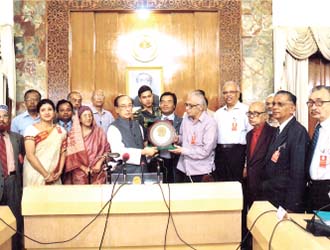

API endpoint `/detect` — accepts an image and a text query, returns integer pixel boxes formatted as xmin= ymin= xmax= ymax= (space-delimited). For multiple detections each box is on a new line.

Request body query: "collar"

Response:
xmin=279 ymin=116 xmax=294 ymax=133
xmin=188 ymin=111 xmax=207 ymax=123
xmin=253 ymin=122 xmax=265 ymax=134
xmin=224 ymin=101 xmax=242 ymax=111
xmin=320 ymin=117 xmax=330 ymax=129
xmin=91 ymin=106 xmax=105 ymax=114
xmin=162 ymin=113 xmax=175 ymax=120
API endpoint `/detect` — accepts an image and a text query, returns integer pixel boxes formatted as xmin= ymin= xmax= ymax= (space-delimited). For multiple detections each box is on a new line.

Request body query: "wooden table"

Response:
xmin=22 ymin=182 xmax=243 ymax=250
xmin=247 ymin=201 xmax=330 ymax=250
xmin=0 ymin=206 xmax=16 ymax=250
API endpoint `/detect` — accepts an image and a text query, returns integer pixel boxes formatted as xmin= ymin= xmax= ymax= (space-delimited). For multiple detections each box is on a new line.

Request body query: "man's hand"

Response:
xmin=169 ymin=145 xmax=183 ymax=154
xmin=142 ymin=146 xmax=158 ymax=157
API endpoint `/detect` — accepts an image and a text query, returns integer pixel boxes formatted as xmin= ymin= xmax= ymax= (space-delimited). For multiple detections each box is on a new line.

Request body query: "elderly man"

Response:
xmin=107 ymin=95 xmax=158 ymax=173
xmin=245 ymin=102 xmax=276 ymax=206
xmin=0 ymin=104 xmax=25 ymax=250
xmin=67 ymin=91 xmax=82 ymax=112
xmin=307 ymin=86 xmax=330 ymax=211
xmin=11 ymin=89 xmax=41 ymax=135
xmin=90 ymin=90 xmax=114 ymax=134
xmin=214 ymin=81 xmax=252 ymax=182
xmin=170 ymin=90 xmax=217 ymax=182
xmin=265 ymin=93 xmax=279 ymax=127
xmin=262 ymin=90 xmax=309 ymax=212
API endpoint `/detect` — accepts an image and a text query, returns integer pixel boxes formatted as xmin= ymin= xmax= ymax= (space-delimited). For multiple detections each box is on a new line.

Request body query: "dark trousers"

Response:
xmin=214 ymin=144 xmax=246 ymax=182
xmin=307 ymin=179 xmax=330 ymax=212
xmin=0 ymin=175 xmax=23 ymax=250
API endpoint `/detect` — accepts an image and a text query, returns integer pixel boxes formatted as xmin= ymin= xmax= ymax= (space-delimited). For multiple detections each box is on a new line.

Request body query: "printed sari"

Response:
xmin=23 ymin=125 xmax=67 ymax=186
xmin=65 ymin=115 xmax=110 ymax=184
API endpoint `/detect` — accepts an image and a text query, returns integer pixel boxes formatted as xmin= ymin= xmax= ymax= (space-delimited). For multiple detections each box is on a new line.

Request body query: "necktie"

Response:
xmin=310 ymin=123 xmax=321 ymax=158
xmin=0 ymin=133 xmax=8 ymax=177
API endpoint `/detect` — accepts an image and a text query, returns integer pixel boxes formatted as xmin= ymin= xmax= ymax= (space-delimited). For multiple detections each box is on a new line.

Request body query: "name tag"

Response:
xmin=271 ymin=150 xmax=280 ymax=163
xmin=319 ymin=155 xmax=327 ymax=168
xmin=232 ymin=121 xmax=237 ymax=131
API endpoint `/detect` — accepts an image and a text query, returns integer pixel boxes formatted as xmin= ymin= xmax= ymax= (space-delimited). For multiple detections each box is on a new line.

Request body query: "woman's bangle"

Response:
xmin=44 ymin=173 xmax=51 ymax=181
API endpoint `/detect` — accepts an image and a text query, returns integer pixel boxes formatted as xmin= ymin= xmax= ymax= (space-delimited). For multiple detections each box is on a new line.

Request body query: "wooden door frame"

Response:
xmin=46 ymin=0 xmax=241 ymax=101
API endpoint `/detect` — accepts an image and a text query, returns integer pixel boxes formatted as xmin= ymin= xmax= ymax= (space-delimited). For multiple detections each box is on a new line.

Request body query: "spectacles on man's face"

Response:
xmin=306 ymin=99 xmax=330 ymax=108
xmin=222 ymin=91 xmax=239 ymax=95
xmin=246 ymin=111 xmax=266 ymax=118
xmin=184 ymin=103 xmax=199 ymax=109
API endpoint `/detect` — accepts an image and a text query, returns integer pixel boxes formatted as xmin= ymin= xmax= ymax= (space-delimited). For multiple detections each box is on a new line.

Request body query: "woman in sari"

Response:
xmin=65 ymin=106 xmax=110 ymax=184
xmin=23 ymin=99 xmax=67 ymax=186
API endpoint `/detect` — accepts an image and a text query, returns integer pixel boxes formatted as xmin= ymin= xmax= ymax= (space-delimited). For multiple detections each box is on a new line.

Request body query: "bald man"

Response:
xmin=245 ymin=102 xmax=276 ymax=206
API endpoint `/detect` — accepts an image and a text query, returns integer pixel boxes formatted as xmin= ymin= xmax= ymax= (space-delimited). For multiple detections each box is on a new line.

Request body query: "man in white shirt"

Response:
xmin=307 ymin=86 xmax=330 ymax=211
xmin=107 ymin=95 xmax=158 ymax=173
xmin=214 ymin=81 xmax=252 ymax=182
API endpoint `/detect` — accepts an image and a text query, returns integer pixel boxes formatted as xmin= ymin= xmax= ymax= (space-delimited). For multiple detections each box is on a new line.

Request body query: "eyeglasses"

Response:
xmin=272 ymin=101 xmax=292 ymax=107
xmin=306 ymin=100 xmax=330 ymax=107
xmin=246 ymin=111 xmax=266 ymax=118
xmin=184 ymin=103 xmax=199 ymax=109
xmin=118 ymin=104 xmax=133 ymax=109
xmin=0 ymin=114 xmax=9 ymax=119
xmin=222 ymin=91 xmax=239 ymax=95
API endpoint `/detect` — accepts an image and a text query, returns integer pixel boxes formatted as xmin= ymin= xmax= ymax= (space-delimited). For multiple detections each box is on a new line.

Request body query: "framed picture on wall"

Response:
xmin=126 ymin=66 xmax=163 ymax=99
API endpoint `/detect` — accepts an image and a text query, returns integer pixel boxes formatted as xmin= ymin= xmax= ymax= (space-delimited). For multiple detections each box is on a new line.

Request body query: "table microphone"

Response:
xmin=122 ymin=153 xmax=130 ymax=183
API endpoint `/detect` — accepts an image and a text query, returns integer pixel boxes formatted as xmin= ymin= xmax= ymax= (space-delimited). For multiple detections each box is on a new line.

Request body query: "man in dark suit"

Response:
xmin=0 ymin=104 xmax=25 ymax=250
xmin=158 ymin=92 xmax=182 ymax=183
xmin=245 ymin=101 xmax=276 ymax=207
xmin=262 ymin=90 xmax=309 ymax=212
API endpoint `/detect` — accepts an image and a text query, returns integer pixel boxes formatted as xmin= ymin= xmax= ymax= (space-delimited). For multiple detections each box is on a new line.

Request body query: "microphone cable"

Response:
xmin=98 ymin=170 xmax=124 ymax=249
xmin=157 ymin=179 xmax=197 ymax=250
xmin=235 ymin=209 xmax=277 ymax=250
xmin=0 ymin=181 xmax=126 ymax=246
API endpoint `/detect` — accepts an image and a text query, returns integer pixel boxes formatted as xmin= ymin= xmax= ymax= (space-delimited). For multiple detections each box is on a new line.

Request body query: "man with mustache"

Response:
xmin=307 ymin=86 xmax=330 ymax=211
xmin=10 ymin=89 xmax=41 ymax=135
xmin=0 ymin=104 xmax=25 ymax=250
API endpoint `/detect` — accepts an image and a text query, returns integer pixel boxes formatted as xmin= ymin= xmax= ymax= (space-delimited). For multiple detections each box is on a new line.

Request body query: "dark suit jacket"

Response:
xmin=0 ymin=131 xmax=24 ymax=201
xmin=246 ymin=123 xmax=276 ymax=204
xmin=262 ymin=117 xmax=309 ymax=212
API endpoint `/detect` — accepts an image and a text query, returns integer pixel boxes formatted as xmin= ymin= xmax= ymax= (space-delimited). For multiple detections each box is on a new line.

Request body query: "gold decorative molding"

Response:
xmin=47 ymin=0 xmax=241 ymax=100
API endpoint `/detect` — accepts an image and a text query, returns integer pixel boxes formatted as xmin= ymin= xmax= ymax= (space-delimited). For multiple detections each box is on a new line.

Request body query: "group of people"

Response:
xmin=1 ymin=81 xmax=330 ymax=250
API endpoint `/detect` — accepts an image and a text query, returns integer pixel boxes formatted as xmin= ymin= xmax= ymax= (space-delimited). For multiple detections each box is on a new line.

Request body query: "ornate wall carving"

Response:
xmin=47 ymin=0 xmax=241 ymax=100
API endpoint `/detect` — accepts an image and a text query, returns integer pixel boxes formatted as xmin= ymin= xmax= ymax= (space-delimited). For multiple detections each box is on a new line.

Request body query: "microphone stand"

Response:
xmin=156 ymin=160 xmax=161 ymax=184
xmin=141 ymin=161 xmax=145 ymax=184
xmin=122 ymin=161 xmax=127 ymax=184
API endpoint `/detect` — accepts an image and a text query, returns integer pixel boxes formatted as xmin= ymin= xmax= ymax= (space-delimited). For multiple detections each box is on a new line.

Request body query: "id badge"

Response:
xmin=191 ymin=133 xmax=196 ymax=145
xmin=232 ymin=121 xmax=237 ymax=131
xmin=319 ymin=155 xmax=327 ymax=168
xmin=271 ymin=150 xmax=280 ymax=163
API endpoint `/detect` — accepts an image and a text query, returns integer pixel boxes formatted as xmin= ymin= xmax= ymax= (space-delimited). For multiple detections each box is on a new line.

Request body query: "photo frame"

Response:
xmin=126 ymin=67 xmax=163 ymax=99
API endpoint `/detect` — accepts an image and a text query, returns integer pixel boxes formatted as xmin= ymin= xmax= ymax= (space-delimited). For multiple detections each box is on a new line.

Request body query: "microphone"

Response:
xmin=122 ymin=153 xmax=130 ymax=162
xmin=122 ymin=153 xmax=130 ymax=183
xmin=108 ymin=152 xmax=120 ymax=158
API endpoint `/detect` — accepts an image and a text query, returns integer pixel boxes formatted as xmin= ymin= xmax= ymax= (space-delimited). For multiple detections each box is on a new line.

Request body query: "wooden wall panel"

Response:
xmin=95 ymin=13 xmax=119 ymax=110
xmin=194 ymin=12 xmax=219 ymax=112
xmin=170 ymin=13 xmax=195 ymax=115
xmin=70 ymin=11 xmax=220 ymax=115
xmin=70 ymin=12 xmax=95 ymax=103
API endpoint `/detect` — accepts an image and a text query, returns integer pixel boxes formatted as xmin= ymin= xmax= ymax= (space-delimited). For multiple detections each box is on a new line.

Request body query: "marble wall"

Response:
xmin=242 ymin=0 xmax=273 ymax=104
xmin=13 ymin=0 xmax=274 ymax=108
xmin=14 ymin=0 xmax=47 ymax=111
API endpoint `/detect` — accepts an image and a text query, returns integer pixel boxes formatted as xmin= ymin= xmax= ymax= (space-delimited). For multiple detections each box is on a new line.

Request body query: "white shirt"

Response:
xmin=310 ymin=118 xmax=330 ymax=180
xmin=278 ymin=116 xmax=294 ymax=134
xmin=214 ymin=102 xmax=252 ymax=144
xmin=107 ymin=124 xmax=144 ymax=165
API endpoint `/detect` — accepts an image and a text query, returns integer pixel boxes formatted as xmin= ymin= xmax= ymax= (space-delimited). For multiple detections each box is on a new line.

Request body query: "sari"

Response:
xmin=65 ymin=115 xmax=110 ymax=184
xmin=23 ymin=124 xmax=67 ymax=187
